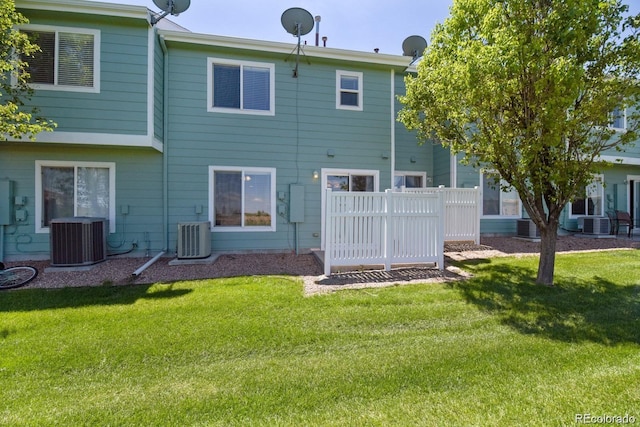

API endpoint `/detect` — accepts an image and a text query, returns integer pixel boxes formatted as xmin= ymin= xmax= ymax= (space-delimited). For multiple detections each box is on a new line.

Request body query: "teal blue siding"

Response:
xmin=456 ymin=158 xmax=479 ymax=188
xmin=480 ymin=218 xmax=518 ymax=235
xmin=0 ymin=144 xmax=163 ymax=259
xmin=164 ymin=45 xmax=397 ymax=252
xmin=18 ymin=10 xmax=149 ymax=135
xmin=432 ymin=145 xmax=451 ymax=187
xmin=393 ymin=73 xmax=433 ymax=179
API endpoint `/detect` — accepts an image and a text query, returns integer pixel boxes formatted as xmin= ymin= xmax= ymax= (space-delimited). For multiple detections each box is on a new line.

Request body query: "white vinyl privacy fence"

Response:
xmin=402 ymin=186 xmax=480 ymax=244
xmin=323 ymin=187 xmax=480 ymax=276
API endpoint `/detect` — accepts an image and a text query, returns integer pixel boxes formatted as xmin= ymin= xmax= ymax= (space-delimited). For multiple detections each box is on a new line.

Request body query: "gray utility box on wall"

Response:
xmin=289 ymin=184 xmax=305 ymax=223
xmin=0 ymin=179 xmax=15 ymax=225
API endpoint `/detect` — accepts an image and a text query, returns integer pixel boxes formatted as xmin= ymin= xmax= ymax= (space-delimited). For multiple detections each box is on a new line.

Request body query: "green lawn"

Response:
xmin=1 ymin=250 xmax=638 ymax=426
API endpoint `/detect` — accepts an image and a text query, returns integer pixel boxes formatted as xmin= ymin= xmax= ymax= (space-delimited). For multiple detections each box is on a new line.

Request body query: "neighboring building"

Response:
xmin=0 ymin=0 xmax=637 ymax=261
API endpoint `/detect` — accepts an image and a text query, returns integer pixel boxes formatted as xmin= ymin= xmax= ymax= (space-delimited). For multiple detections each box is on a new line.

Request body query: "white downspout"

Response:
xmin=159 ymin=34 xmax=169 ymax=253
xmin=390 ymin=69 xmax=395 ymax=189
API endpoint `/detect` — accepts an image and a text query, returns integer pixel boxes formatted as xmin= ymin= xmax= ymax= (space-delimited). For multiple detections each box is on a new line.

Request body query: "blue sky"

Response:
xmin=96 ymin=0 xmax=454 ymax=54
xmin=98 ymin=0 xmax=639 ymax=55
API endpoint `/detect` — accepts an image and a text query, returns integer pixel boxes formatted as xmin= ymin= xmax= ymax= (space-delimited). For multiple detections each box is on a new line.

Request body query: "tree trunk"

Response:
xmin=536 ymin=223 xmax=558 ymax=286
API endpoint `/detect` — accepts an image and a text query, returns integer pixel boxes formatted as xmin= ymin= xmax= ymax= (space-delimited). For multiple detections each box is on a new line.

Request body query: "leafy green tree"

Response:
xmin=399 ymin=0 xmax=640 ymax=285
xmin=0 ymin=0 xmax=55 ymax=140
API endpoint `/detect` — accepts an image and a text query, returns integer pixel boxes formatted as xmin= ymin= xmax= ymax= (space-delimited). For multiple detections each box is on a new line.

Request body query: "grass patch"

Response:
xmin=1 ymin=252 xmax=639 ymax=426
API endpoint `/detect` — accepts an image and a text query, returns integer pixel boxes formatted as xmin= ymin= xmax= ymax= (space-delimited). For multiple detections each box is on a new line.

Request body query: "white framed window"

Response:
xmin=207 ymin=58 xmax=275 ymax=116
xmin=609 ymin=107 xmax=626 ymax=131
xmin=208 ymin=166 xmax=276 ymax=231
xmin=321 ymin=168 xmax=379 ymax=249
xmin=35 ymin=161 xmax=115 ymax=233
xmin=394 ymin=171 xmax=427 ymax=189
xmin=336 ymin=70 xmax=363 ymax=111
xmin=481 ymin=171 xmax=521 ymax=218
xmin=570 ymin=175 xmax=604 ymax=217
xmin=20 ymin=25 xmax=100 ymax=93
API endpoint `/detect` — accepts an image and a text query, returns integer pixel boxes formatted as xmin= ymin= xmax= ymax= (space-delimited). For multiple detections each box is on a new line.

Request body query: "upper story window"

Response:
xmin=609 ymin=107 xmax=626 ymax=130
xmin=570 ymin=175 xmax=604 ymax=217
xmin=20 ymin=25 xmax=100 ymax=93
xmin=207 ymin=58 xmax=275 ymax=116
xmin=336 ymin=70 xmax=363 ymax=111
xmin=481 ymin=171 xmax=521 ymax=218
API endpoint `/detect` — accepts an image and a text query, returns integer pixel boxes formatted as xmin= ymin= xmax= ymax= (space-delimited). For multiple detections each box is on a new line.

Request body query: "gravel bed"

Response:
xmin=3 ymin=234 xmax=638 ymax=294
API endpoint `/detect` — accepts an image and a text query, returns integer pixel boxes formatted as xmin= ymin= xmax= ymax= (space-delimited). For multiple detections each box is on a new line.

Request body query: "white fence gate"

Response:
xmin=323 ymin=187 xmax=480 ymax=276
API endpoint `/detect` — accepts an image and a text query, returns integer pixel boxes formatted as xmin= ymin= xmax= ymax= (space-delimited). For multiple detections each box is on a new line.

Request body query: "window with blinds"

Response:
xmin=208 ymin=58 xmax=275 ymax=115
xmin=21 ymin=27 xmax=99 ymax=92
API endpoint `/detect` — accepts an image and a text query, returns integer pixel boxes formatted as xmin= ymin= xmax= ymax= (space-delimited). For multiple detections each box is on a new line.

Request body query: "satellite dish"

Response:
xmin=281 ymin=7 xmax=315 ymax=37
xmin=281 ymin=7 xmax=314 ymax=78
xmin=150 ymin=0 xmax=191 ymax=25
xmin=402 ymin=35 xmax=427 ymax=60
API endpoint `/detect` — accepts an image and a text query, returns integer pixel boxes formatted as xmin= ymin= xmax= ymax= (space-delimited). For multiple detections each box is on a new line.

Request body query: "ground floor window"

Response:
xmin=35 ymin=160 xmax=115 ymax=233
xmin=394 ymin=171 xmax=427 ymax=189
xmin=209 ymin=166 xmax=276 ymax=231
xmin=321 ymin=168 xmax=379 ymax=249
xmin=481 ymin=171 xmax=521 ymax=218
xmin=570 ymin=175 xmax=604 ymax=217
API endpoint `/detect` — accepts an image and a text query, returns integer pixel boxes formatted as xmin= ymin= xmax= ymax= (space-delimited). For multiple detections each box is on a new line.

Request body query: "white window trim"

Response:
xmin=480 ymin=171 xmax=522 ymax=219
xmin=35 ymin=160 xmax=116 ymax=233
xmin=320 ymin=168 xmax=379 ymax=249
xmin=394 ymin=171 xmax=427 ymax=189
xmin=208 ymin=166 xmax=276 ymax=232
xmin=207 ymin=58 xmax=275 ymax=116
xmin=19 ymin=24 xmax=100 ymax=94
xmin=569 ymin=174 xmax=605 ymax=218
xmin=336 ymin=70 xmax=363 ymax=111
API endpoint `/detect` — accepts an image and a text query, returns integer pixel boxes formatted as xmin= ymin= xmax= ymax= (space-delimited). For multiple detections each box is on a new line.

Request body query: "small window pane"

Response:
xmin=482 ymin=174 xmax=500 ymax=216
xmin=58 ymin=32 xmax=94 ymax=87
xmin=244 ymin=173 xmax=271 ymax=226
xmin=214 ymin=171 xmax=242 ymax=226
xmin=340 ymin=76 xmax=359 ymax=91
xmin=243 ymin=66 xmax=270 ymax=111
xmin=351 ymin=175 xmax=373 ymax=192
xmin=501 ymin=189 xmax=519 ymax=216
xmin=610 ymin=107 xmax=625 ymax=129
xmin=586 ymin=180 xmax=603 ymax=216
xmin=340 ymin=92 xmax=359 ymax=106
xmin=76 ymin=167 xmax=109 ymax=218
xmin=24 ymin=31 xmax=55 ymax=84
xmin=42 ymin=167 xmax=74 ymax=226
xmin=405 ymin=175 xmax=423 ymax=188
xmin=213 ymin=64 xmax=241 ymax=109
xmin=327 ymin=175 xmax=349 ymax=192
xmin=571 ymin=198 xmax=586 ymax=215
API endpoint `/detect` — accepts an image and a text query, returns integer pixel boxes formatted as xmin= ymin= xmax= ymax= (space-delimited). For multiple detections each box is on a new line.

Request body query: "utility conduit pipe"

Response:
xmin=132 ymin=251 xmax=165 ymax=277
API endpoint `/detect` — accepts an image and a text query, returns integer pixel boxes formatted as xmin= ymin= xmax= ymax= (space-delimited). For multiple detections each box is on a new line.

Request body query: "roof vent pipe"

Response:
xmin=322 ymin=36 xmax=327 ymax=47
xmin=315 ymin=15 xmax=321 ymax=46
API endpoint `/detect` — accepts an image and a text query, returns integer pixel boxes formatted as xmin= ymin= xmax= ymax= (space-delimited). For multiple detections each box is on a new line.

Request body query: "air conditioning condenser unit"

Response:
xmin=517 ymin=219 xmax=540 ymax=238
xmin=582 ymin=217 xmax=610 ymax=235
xmin=177 ymin=221 xmax=211 ymax=259
xmin=50 ymin=217 xmax=107 ymax=266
